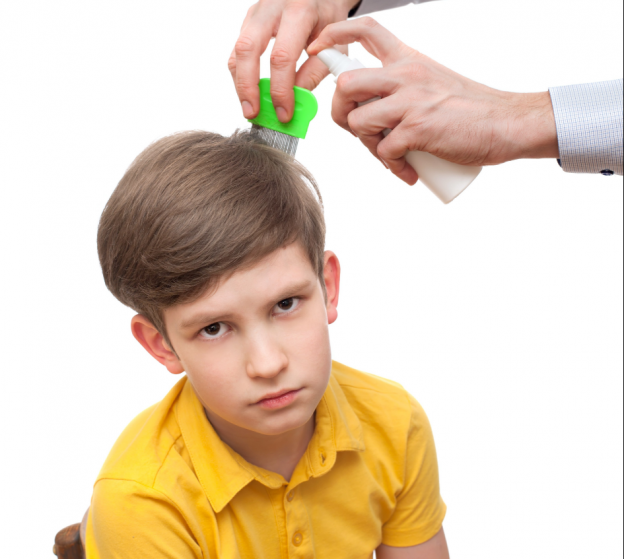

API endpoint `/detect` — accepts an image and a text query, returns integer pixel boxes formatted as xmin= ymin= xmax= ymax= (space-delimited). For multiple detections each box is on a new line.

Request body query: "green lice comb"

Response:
xmin=248 ymin=78 xmax=318 ymax=156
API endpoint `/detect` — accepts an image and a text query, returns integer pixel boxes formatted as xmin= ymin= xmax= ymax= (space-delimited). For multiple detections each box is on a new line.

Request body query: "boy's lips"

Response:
xmin=255 ymin=388 xmax=302 ymax=409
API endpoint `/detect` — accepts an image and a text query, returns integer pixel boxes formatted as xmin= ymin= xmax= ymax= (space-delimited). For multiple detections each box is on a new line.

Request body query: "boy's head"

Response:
xmin=98 ymin=130 xmax=340 ymax=437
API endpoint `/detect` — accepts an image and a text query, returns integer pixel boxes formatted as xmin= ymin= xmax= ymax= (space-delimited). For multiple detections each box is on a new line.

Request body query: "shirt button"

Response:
xmin=292 ymin=532 xmax=303 ymax=547
xmin=601 ymin=169 xmax=614 ymax=176
xmin=287 ymin=490 xmax=295 ymax=502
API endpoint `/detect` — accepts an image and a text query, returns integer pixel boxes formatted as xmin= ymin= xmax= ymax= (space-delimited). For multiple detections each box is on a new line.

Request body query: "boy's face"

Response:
xmin=133 ymin=242 xmax=340 ymax=437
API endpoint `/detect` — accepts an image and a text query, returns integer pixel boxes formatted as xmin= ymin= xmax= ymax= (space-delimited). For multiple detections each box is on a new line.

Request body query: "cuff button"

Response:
xmin=601 ymin=169 xmax=614 ymax=176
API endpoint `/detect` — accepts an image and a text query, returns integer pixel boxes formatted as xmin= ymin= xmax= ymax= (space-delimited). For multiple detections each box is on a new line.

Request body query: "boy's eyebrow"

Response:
xmin=180 ymin=312 xmax=234 ymax=330
xmin=180 ymin=279 xmax=316 ymax=329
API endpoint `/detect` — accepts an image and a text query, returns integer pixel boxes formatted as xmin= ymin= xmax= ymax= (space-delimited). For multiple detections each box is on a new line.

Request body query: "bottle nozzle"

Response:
xmin=317 ymin=48 xmax=365 ymax=79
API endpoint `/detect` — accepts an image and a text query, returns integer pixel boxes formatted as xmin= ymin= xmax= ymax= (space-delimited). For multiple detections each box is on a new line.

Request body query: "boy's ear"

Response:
xmin=131 ymin=315 xmax=185 ymax=375
xmin=323 ymin=251 xmax=341 ymax=325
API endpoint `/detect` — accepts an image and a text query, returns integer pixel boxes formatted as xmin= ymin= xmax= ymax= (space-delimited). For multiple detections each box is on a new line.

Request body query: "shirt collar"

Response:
xmin=175 ymin=362 xmax=366 ymax=513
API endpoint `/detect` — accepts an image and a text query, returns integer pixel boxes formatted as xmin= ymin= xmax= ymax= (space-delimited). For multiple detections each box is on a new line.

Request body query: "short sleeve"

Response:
xmin=86 ymin=479 xmax=203 ymax=559
xmin=381 ymin=395 xmax=447 ymax=547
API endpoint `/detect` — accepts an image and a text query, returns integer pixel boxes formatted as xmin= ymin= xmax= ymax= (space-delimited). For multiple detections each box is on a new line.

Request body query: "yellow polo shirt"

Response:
xmin=86 ymin=361 xmax=446 ymax=558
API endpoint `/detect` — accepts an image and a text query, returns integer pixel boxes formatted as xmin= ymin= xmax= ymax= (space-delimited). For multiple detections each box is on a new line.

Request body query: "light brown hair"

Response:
xmin=97 ymin=130 xmax=325 ymax=347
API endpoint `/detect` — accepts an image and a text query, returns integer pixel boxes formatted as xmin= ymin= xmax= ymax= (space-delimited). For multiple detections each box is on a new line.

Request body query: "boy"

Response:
xmin=88 ymin=130 xmax=449 ymax=558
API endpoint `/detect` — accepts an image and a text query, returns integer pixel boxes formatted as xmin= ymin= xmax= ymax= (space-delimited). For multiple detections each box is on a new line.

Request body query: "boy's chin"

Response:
xmin=250 ymin=410 xmax=316 ymax=437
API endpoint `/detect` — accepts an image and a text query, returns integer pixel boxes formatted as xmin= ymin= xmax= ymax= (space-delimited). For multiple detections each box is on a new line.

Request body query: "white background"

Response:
xmin=0 ymin=0 xmax=622 ymax=557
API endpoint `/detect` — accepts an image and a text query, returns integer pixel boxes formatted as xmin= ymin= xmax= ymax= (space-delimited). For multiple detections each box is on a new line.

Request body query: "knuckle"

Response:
xmin=237 ymin=78 xmax=260 ymax=95
xmin=321 ymin=21 xmax=339 ymax=34
xmin=234 ymin=36 xmax=255 ymax=57
xmin=330 ymin=107 xmax=344 ymax=127
xmin=270 ymin=84 xmax=292 ymax=101
xmin=361 ymin=17 xmax=379 ymax=30
xmin=335 ymin=72 xmax=353 ymax=91
xmin=346 ymin=111 xmax=362 ymax=133
xmin=227 ymin=55 xmax=237 ymax=74
xmin=301 ymin=69 xmax=326 ymax=90
xmin=270 ymin=47 xmax=293 ymax=70
xmin=286 ymin=0 xmax=314 ymax=18
xmin=376 ymin=142 xmax=392 ymax=160
xmin=308 ymin=69 xmax=326 ymax=85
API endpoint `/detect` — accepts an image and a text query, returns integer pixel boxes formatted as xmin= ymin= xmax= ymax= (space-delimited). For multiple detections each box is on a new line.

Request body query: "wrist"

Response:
xmin=509 ymin=91 xmax=560 ymax=160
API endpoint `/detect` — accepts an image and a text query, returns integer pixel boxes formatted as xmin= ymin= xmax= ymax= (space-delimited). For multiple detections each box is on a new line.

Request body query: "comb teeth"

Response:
xmin=251 ymin=124 xmax=299 ymax=157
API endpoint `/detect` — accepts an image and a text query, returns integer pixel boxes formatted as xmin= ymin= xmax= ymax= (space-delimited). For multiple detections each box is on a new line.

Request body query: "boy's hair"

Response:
xmin=97 ymin=130 xmax=325 ymax=347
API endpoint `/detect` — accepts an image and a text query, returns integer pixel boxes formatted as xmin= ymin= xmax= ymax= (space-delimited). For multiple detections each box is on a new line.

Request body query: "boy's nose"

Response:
xmin=245 ymin=332 xmax=288 ymax=379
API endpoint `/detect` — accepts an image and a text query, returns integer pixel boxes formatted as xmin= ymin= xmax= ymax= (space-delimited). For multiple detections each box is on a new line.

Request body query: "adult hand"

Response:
xmin=229 ymin=0 xmax=359 ymax=123
xmin=308 ymin=18 xmax=559 ymax=185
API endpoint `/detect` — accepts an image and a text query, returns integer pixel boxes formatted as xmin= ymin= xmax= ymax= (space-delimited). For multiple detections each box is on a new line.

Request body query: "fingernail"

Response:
xmin=276 ymin=106 xmax=289 ymax=122
xmin=379 ymin=158 xmax=389 ymax=169
xmin=241 ymin=101 xmax=253 ymax=118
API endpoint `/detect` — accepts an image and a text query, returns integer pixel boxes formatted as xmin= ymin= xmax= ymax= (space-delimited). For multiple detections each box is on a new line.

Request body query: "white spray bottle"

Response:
xmin=317 ymin=48 xmax=482 ymax=204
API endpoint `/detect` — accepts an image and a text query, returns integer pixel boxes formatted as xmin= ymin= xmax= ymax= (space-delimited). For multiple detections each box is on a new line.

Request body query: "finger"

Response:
xmin=270 ymin=4 xmax=318 ymax=122
xmin=331 ymin=68 xmax=398 ymax=130
xmin=228 ymin=46 xmax=237 ymax=80
xmin=294 ymin=56 xmax=330 ymax=91
xmin=331 ymin=91 xmax=359 ymax=133
xmin=355 ymin=130 xmax=413 ymax=179
xmin=344 ymin=103 xmax=393 ymax=167
xmin=307 ymin=17 xmax=409 ymax=66
xmin=387 ymin=156 xmax=419 ymax=185
xmin=376 ymin=124 xmax=419 ymax=185
xmin=381 ymin=150 xmax=419 ymax=184
xmin=295 ymin=44 xmax=347 ymax=90
xmin=228 ymin=5 xmax=256 ymax=80
xmin=357 ymin=130 xmax=387 ymax=165
xmin=233 ymin=7 xmax=279 ymax=119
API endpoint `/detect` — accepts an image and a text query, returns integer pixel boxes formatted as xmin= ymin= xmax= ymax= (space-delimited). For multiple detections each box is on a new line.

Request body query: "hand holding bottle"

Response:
xmin=308 ymin=18 xmax=559 ymax=185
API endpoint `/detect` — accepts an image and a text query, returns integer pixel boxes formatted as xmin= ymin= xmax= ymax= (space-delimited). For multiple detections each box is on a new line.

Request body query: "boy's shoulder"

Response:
xmin=332 ymin=360 xmax=408 ymax=396
xmin=328 ymin=361 xmax=433 ymax=475
xmin=330 ymin=360 xmax=420 ymax=435
xmin=95 ymin=378 xmax=188 ymax=488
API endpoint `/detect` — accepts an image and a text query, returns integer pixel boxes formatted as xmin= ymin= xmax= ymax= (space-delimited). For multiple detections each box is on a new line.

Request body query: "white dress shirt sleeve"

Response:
xmin=549 ymin=79 xmax=623 ymax=176
xmin=349 ymin=0 xmax=438 ymax=17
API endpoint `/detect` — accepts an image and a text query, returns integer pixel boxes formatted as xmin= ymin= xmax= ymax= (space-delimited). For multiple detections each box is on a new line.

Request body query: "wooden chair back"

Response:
xmin=53 ymin=509 xmax=88 ymax=559
xmin=53 ymin=524 xmax=84 ymax=559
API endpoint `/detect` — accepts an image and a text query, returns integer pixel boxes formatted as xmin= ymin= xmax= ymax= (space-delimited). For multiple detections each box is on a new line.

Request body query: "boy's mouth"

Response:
xmin=255 ymin=389 xmax=302 ymax=409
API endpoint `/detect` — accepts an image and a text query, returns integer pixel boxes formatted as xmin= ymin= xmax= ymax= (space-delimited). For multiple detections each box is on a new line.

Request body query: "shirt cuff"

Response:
xmin=549 ymin=79 xmax=623 ymax=176
xmin=350 ymin=0 xmax=439 ymax=17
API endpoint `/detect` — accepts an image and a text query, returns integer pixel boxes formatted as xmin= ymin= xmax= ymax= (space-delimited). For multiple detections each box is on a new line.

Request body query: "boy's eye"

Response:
xmin=200 ymin=322 xmax=229 ymax=339
xmin=274 ymin=297 xmax=299 ymax=314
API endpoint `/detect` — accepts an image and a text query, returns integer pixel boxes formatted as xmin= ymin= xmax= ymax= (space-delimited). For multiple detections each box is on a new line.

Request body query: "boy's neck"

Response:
xmin=205 ymin=409 xmax=316 ymax=482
